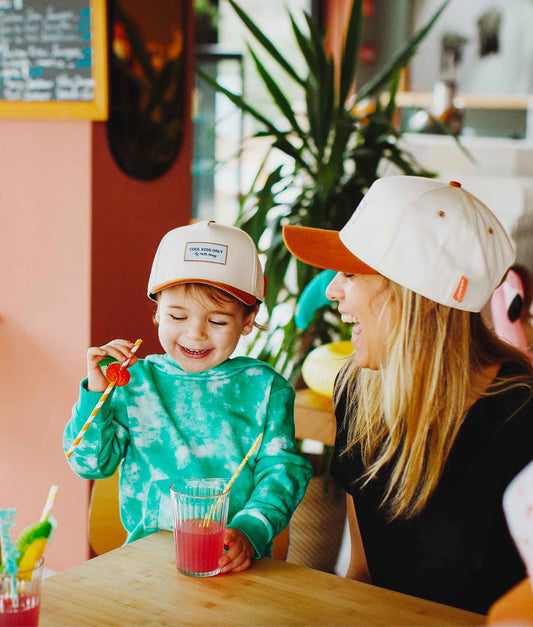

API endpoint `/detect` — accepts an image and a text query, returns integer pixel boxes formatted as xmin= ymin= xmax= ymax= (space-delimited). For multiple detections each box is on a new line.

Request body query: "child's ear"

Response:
xmin=241 ymin=306 xmax=258 ymax=336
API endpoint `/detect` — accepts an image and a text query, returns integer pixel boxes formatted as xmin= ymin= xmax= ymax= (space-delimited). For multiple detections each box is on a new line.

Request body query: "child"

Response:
xmin=64 ymin=221 xmax=312 ymax=574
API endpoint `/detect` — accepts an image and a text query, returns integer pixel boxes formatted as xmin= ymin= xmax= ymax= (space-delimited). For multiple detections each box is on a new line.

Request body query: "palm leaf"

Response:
xmin=227 ymin=0 xmax=304 ymax=86
xmin=238 ymin=166 xmax=284 ymax=244
xmin=197 ymin=67 xmax=277 ymax=131
xmin=339 ymin=0 xmax=364 ymax=109
xmin=246 ymin=45 xmax=308 ymax=143
xmin=290 ymin=13 xmax=319 ymax=77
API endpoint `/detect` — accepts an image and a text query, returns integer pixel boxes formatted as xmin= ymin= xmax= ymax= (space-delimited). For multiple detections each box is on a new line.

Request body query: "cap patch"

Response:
xmin=453 ymin=276 xmax=468 ymax=303
xmin=184 ymin=242 xmax=227 ymax=264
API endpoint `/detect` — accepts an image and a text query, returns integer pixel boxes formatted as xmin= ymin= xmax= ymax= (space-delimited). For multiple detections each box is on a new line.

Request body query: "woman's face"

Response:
xmin=326 ymin=272 xmax=393 ymax=370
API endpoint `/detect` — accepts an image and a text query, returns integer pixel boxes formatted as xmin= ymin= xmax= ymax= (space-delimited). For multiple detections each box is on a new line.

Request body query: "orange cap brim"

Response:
xmin=149 ymin=279 xmax=259 ymax=305
xmin=283 ymin=225 xmax=378 ymax=275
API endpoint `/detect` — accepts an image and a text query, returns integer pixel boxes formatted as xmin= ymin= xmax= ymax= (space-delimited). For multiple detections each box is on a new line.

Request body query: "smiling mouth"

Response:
xmin=341 ymin=314 xmax=359 ymax=324
xmin=180 ymin=346 xmax=211 ymax=358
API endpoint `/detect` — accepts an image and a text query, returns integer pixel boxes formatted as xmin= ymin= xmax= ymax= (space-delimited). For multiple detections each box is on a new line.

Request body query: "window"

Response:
xmin=193 ymin=0 xmax=316 ymax=223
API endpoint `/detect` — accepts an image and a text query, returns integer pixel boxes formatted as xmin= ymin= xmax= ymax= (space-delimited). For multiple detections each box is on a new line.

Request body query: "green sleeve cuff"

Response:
xmin=78 ymin=378 xmax=114 ymax=423
xmin=228 ymin=513 xmax=272 ymax=559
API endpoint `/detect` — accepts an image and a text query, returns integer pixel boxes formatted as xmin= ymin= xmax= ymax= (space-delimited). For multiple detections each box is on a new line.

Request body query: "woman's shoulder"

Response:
xmin=491 ymin=360 xmax=533 ymax=415
xmin=498 ymin=359 xmax=533 ymax=380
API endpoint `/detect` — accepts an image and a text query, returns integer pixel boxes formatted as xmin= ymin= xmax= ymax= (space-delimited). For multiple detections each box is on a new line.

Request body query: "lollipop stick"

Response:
xmin=65 ymin=381 xmax=115 ymax=459
xmin=65 ymin=339 xmax=142 ymax=459
xmin=120 ymin=338 xmax=143 ymax=369
xmin=202 ymin=434 xmax=263 ymax=527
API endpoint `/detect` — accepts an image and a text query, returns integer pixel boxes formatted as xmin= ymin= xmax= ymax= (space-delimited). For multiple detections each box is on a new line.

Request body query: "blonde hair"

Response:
xmin=334 ymin=279 xmax=533 ymax=520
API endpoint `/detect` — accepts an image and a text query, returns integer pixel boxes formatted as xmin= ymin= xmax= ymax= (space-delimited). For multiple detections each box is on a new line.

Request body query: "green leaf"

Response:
xmin=227 ymin=0 xmax=304 ymax=85
xmin=303 ymin=12 xmax=329 ymax=82
xmin=197 ymin=67 xmax=278 ymax=132
xmin=247 ymin=45 xmax=307 ymax=142
xmin=339 ymin=0 xmax=364 ymax=109
xmin=239 ymin=166 xmax=284 ymax=244
xmin=290 ymin=13 xmax=319 ymax=77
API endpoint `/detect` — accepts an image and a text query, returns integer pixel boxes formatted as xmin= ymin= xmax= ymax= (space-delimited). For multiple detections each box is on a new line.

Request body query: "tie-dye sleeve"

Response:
xmin=228 ymin=375 xmax=312 ymax=558
xmin=63 ymin=379 xmax=130 ymax=479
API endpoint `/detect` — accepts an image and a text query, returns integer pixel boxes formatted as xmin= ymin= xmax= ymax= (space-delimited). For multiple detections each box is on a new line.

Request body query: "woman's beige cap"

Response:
xmin=148 ymin=221 xmax=265 ymax=305
xmin=283 ymin=176 xmax=516 ymax=312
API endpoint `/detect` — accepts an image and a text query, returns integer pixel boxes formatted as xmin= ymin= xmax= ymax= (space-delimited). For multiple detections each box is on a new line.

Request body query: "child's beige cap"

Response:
xmin=148 ymin=221 xmax=265 ymax=305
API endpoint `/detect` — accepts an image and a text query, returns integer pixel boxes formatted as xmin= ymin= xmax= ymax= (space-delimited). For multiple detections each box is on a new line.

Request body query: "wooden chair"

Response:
xmin=88 ymin=471 xmax=289 ymax=559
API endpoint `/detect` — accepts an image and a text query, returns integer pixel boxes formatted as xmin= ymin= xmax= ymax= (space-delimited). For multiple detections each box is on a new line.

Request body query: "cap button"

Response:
xmin=449 ymin=181 xmax=462 ymax=188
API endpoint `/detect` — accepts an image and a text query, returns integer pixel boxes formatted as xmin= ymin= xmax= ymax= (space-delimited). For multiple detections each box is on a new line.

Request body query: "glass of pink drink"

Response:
xmin=0 ymin=559 xmax=43 ymax=627
xmin=171 ymin=479 xmax=230 ymax=577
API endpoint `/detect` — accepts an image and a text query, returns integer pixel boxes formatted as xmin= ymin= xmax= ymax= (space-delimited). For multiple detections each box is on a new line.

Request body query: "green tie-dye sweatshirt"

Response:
xmin=64 ymin=354 xmax=312 ymax=557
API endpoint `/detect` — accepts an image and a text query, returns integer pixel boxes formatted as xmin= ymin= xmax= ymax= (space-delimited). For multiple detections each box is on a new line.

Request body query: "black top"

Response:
xmin=330 ymin=361 xmax=533 ymax=614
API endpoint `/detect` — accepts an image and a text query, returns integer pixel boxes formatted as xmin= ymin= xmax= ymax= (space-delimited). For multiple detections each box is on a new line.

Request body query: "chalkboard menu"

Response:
xmin=0 ymin=0 xmax=107 ymax=119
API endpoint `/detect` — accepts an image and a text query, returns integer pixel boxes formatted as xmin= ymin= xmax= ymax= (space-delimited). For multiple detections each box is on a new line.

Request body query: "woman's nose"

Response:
xmin=325 ymin=272 xmax=342 ymax=301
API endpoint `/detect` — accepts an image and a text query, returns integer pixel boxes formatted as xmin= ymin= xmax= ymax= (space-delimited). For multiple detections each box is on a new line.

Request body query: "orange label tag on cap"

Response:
xmin=454 ymin=276 xmax=468 ymax=302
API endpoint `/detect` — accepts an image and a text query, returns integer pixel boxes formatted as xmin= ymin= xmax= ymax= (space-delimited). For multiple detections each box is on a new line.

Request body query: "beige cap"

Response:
xmin=148 ymin=221 xmax=265 ymax=305
xmin=283 ymin=176 xmax=516 ymax=312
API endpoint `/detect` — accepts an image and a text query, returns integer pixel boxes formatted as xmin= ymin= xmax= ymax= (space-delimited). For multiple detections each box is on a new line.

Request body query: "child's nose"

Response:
xmin=188 ymin=319 xmax=208 ymax=339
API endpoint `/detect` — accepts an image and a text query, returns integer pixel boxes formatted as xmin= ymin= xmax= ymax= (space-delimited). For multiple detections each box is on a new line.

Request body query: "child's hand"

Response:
xmin=87 ymin=339 xmax=139 ymax=392
xmin=219 ymin=528 xmax=255 ymax=574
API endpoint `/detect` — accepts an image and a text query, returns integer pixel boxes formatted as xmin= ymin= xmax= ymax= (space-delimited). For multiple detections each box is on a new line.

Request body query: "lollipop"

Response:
xmin=105 ymin=362 xmax=131 ymax=386
xmin=65 ymin=339 xmax=142 ymax=459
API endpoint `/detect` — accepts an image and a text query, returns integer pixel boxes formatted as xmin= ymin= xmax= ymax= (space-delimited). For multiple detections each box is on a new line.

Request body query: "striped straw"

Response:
xmin=202 ymin=433 xmax=263 ymax=527
xmin=120 ymin=338 xmax=143 ymax=369
xmin=65 ymin=339 xmax=142 ymax=459
xmin=40 ymin=485 xmax=58 ymax=522
xmin=223 ymin=433 xmax=263 ymax=495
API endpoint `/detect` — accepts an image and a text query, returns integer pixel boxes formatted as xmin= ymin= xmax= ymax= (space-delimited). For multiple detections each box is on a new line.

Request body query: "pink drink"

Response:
xmin=175 ymin=518 xmax=226 ymax=576
xmin=0 ymin=595 xmax=40 ymax=627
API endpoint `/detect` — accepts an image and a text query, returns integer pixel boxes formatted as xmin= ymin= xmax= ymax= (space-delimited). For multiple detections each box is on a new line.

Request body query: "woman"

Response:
xmin=283 ymin=176 xmax=533 ymax=614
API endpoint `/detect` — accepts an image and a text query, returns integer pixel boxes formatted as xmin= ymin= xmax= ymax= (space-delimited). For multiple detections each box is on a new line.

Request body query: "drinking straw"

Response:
xmin=223 ymin=433 xmax=263 ymax=495
xmin=202 ymin=433 xmax=263 ymax=527
xmin=65 ymin=339 xmax=142 ymax=459
xmin=40 ymin=485 xmax=58 ymax=522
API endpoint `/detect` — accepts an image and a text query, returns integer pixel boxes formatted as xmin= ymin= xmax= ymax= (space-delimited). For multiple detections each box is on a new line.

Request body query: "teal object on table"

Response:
xmin=294 ymin=270 xmax=336 ymax=329
xmin=0 ymin=508 xmax=20 ymax=605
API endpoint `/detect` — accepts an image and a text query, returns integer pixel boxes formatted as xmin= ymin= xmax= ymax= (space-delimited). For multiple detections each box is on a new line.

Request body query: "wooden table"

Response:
xmin=40 ymin=531 xmax=485 ymax=626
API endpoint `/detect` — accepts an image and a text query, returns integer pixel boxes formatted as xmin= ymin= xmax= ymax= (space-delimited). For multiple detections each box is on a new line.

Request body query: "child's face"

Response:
xmin=156 ymin=284 xmax=256 ymax=373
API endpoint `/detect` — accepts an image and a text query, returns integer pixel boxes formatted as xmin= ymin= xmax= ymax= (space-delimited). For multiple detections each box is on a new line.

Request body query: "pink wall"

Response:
xmin=0 ymin=118 xmax=191 ymax=571
xmin=0 ymin=119 xmax=92 ymax=570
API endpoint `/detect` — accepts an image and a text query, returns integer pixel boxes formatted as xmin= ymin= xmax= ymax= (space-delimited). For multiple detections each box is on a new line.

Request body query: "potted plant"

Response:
xmin=198 ymin=0 xmax=449 ymax=383
xmin=198 ymin=0 xmax=449 ymax=573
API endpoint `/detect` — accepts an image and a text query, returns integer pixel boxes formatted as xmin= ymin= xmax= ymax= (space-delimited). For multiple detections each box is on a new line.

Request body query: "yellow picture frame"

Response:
xmin=0 ymin=0 xmax=108 ymax=120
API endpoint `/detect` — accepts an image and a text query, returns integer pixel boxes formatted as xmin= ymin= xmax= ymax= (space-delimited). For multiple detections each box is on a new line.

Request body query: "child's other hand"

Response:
xmin=87 ymin=339 xmax=139 ymax=392
xmin=219 ymin=528 xmax=255 ymax=574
